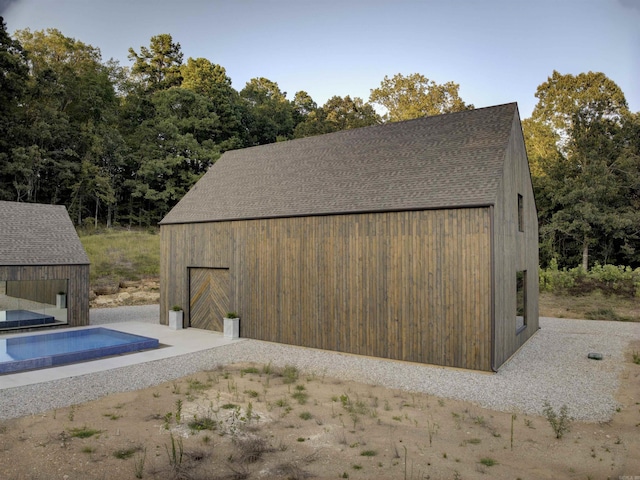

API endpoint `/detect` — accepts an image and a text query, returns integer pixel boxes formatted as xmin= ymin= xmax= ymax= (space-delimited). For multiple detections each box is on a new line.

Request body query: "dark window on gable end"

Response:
xmin=516 ymin=270 xmax=527 ymax=332
xmin=517 ymin=194 xmax=524 ymax=232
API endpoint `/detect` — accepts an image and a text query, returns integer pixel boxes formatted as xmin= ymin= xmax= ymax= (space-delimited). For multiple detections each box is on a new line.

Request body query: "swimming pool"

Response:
xmin=0 ymin=328 xmax=159 ymax=374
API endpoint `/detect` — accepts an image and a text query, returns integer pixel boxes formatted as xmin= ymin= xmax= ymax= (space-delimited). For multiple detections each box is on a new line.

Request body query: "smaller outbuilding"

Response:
xmin=0 ymin=201 xmax=90 ymax=329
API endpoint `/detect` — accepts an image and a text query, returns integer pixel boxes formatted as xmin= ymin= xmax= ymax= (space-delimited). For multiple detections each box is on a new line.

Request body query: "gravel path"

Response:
xmin=1 ymin=306 xmax=638 ymax=422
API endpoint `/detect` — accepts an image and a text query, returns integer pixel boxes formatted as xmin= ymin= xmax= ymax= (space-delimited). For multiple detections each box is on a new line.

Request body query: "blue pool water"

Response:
xmin=0 ymin=328 xmax=159 ymax=374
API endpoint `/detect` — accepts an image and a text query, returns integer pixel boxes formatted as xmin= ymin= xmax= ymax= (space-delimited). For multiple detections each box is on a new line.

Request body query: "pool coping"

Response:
xmin=0 ymin=322 xmax=243 ymax=389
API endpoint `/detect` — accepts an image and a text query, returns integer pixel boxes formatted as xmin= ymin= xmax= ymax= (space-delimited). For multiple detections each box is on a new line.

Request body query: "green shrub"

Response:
xmin=539 ymin=261 xmax=640 ymax=298
xmin=542 ymin=401 xmax=572 ymax=439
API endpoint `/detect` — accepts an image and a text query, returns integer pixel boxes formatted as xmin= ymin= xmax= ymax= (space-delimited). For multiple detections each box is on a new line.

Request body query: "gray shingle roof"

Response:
xmin=0 ymin=201 xmax=90 ymax=265
xmin=160 ymin=103 xmax=518 ymax=225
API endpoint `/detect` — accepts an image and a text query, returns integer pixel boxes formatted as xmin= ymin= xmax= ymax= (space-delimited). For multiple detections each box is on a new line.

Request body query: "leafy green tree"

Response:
xmin=124 ymin=87 xmax=221 ymax=225
xmin=323 ymin=95 xmax=381 ymax=130
xmin=128 ymin=33 xmax=183 ymax=92
xmin=369 ymin=73 xmax=473 ymax=122
xmin=531 ymin=70 xmax=628 ymax=153
xmin=293 ymin=95 xmax=380 ymax=139
xmin=240 ymin=77 xmax=296 ymax=144
xmin=0 ymin=16 xmax=29 ymax=200
xmin=529 ymin=71 xmax=638 ymax=269
xmin=292 ymin=90 xmax=317 ymax=123
xmin=181 ymin=58 xmax=246 ymax=150
xmin=5 ymin=28 xmax=120 ymax=209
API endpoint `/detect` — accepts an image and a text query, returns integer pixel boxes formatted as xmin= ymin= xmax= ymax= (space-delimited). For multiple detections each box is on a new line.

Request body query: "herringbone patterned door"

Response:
xmin=189 ymin=268 xmax=229 ymax=331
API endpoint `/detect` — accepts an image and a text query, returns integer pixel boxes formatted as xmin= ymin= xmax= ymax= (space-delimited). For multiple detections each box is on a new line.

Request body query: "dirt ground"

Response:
xmin=1 ymin=343 xmax=639 ymax=480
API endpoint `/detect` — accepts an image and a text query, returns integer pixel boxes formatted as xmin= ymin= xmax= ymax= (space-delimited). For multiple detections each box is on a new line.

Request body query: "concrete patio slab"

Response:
xmin=0 ymin=321 xmax=243 ymax=389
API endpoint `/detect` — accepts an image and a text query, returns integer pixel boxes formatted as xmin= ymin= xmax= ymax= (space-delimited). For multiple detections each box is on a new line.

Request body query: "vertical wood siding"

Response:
xmin=492 ymin=112 xmax=540 ymax=368
xmin=162 ymin=207 xmax=492 ymax=370
xmin=160 ymin=222 xmax=231 ymax=325
xmin=0 ymin=265 xmax=90 ymax=327
xmin=6 ymin=279 xmax=67 ymax=304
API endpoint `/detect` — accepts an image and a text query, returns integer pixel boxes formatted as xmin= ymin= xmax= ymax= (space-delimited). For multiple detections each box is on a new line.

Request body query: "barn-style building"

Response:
xmin=159 ymin=103 xmax=539 ymax=371
xmin=0 ymin=201 xmax=90 ymax=329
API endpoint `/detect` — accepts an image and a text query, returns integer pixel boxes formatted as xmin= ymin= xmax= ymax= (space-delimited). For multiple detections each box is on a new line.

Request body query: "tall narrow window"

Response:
xmin=516 ymin=270 xmax=527 ymax=332
xmin=517 ymin=194 xmax=524 ymax=232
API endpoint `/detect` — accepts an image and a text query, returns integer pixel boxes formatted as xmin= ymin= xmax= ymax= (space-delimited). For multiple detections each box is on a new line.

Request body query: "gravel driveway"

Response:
xmin=1 ymin=306 xmax=638 ymax=422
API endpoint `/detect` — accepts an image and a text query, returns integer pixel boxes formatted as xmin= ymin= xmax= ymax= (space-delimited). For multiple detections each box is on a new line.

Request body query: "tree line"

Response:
xmin=1 ymin=20 xmax=638 ymax=269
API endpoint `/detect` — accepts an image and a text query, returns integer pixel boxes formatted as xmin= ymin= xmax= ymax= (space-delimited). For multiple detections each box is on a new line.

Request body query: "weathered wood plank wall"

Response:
xmin=162 ymin=207 xmax=493 ymax=370
xmin=0 ymin=265 xmax=90 ymax=327
xmin=6 ymin=279 xmax=67 ymax=304
xmin=492 ymin=112 xmax=540 ymax=368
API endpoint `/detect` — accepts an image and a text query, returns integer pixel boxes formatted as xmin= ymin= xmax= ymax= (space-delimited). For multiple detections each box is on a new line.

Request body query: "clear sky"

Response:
xmin=2 ymin=0 xmax=638 ymax=119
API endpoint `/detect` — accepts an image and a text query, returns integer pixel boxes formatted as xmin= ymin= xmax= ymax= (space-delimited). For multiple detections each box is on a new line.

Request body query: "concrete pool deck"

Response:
xmin=0 ymin=305 xmax=242 ymax=389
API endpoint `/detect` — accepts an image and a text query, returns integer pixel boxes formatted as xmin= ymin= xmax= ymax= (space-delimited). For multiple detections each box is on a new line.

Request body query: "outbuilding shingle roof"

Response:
xmin=0 ymin=201 xmax=90 ymax=265
xmin=160 ymin=103 xmax=519 ymax=225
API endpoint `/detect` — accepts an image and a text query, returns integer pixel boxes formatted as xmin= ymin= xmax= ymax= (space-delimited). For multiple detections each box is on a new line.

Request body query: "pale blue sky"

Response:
xmin=2 ymin=0 xmax=639 ymax=118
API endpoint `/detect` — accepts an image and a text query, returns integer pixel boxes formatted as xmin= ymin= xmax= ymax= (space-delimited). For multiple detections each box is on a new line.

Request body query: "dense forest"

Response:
xmin=1 ymin=19 xmax=638 ymax=269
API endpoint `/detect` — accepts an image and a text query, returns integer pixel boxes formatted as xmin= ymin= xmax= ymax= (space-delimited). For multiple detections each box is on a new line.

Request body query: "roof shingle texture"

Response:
xmin=0 ymin=201 xmax=90 ymax=265
xmin=160 ymin=103 xmax=518 ymax=225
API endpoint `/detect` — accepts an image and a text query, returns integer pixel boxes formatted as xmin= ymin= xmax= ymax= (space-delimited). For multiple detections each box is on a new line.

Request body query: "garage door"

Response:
xmin=189 ymin=268 xmax=229 ymax=331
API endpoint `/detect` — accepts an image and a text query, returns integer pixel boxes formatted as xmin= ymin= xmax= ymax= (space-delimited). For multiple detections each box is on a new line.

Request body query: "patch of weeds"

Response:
xmin=463 ymin=438 xmax=481 ymax=445
xmin=299 ymin=411 xmax=313 ymax=420
xmin=585 ymin=308 xmax=629 ymax=321
xmin=282 ymin=365 xmax=299 ymax=384
xmin=187 ymin=378 xmax=209 ymax=392
xmin=171 ymin=381 xmax=181 ymax=394
xmin=234 ymin=435 xmax=274 ymax=463
xmin=292 ymin=389 xmax=309 ymax=405
xmin=113 ymin=445 xmax=142 ymax=460
xmin=352 ymin=464 xmax=363 ymax=470
xmin=68 ymin=426 xmax=102 ymax=439
xmin=542 ymin=401 xmax=572 ymax=439
xmin=133 ymin=448 xmax=146 ymax=479
xmin=175 ymin=399 xmax=183 ymax=424
xmin=262 ymin=362 xmax=274 ymax=375
xmin=152 ymin=391 xmax=160 ymax=398
xmin=632 ymin=351 xmax=640 ymax=365
xmin=163 ymin=412 xmax=173 ymax=429
xmin=473 ymin=415 xmax=486 ymax=426
xmin=479 ymin=457 xmax=498 ymax=467
xmin=242 ymin=366 xmax=260 ymax=374
xmin=165 ymin=433 xmax=183 ymax=468
xmin=297 ymin=437 xmax=305 ymax=442
xmin=244 ymin=389 xmax=259 ymax=398
xmin=103 ymin=412 xmax=121 ymax=420
xmin=81 ymin=446 xmax=96 ymax=454
xmin=426 ymin=416 xmax=439 ymax=446
xmin=68 ymin=405 xmax=76 ymax=422
xmin=188 ymin=416 xmax=218 ymax=432
xmin=221 ymin=403 xmax=239 ymax=410
xmin=360 ymin=450 xmax=377 ymax=456
xmin=392 ymin=416 xmax=402 ymax=422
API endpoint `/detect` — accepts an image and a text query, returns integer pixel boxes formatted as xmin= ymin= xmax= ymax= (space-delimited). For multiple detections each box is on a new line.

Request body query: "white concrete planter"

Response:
xmin=224 ymin=317 xmax=239 ymax=339
xmin=56 ymin=293 xmax=67 ymax=309
xmin=169 ymin=310 xmax=184 ymax=330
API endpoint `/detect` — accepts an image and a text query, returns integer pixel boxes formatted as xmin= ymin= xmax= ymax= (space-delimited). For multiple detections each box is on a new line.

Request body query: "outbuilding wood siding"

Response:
xmin=161 ymin=207 xmax=493 ymax=370
xmin=0 ymin=265 xmax=90 ymax=327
